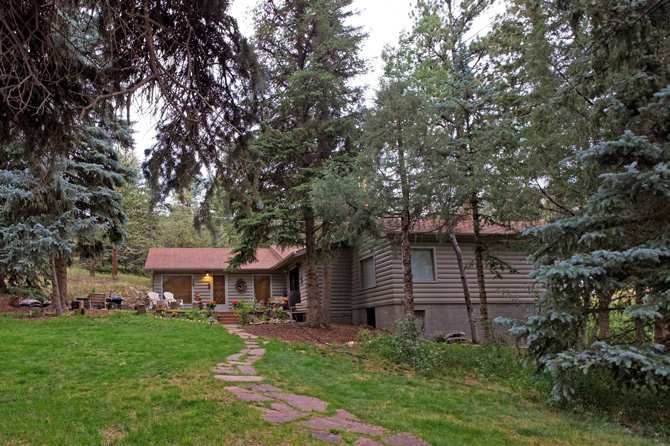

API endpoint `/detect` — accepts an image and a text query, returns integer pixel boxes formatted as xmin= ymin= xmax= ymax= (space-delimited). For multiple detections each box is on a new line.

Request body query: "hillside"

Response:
xmin=67 ymin=267 xmax=151 ymax=302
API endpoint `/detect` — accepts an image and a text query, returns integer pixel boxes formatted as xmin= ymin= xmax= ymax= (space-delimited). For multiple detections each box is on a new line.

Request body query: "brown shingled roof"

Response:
xmin=144 ymin=246 xmax=293 ymax=271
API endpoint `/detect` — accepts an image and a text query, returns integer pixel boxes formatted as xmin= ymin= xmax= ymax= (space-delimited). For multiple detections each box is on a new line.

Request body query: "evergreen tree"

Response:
xmin=504 ymin=0 xmax=670 ymax=398
xmin=388 ymin=0 xmax=508 ymax=342
xmin=360 ymin=81 xmax=440 ymax=318
xmin=229 ymin=0 xmax=365 ymax=327
xmin=0 ymin=113 xmax=134 ymax=312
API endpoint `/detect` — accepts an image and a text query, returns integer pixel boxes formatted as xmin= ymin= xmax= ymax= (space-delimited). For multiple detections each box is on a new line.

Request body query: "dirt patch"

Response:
xmin=242 ymin=322 xmax=377 ymax=344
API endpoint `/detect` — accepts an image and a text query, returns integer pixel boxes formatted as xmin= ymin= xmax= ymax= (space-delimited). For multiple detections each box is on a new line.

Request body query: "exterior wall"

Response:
xmin=351 ymin=242 xmax=401 ymax=310
xmin=416 ymin=302 xmax=533 ymax=339
xmin=193 ymin=273 xmax=212 ymax=301
xmin=350 ymin=235 xmax=536 ymax=337
xmin=290 ymin=248 xmax=353 ymax=324
xmin=152 ymin=274 xmax=161 ymax=294
xmin=228 ymin=273 xmax=254 ymax=302
xmin=152 ymin=272 xmax=213 ymax=302
xmin=271 ymin=273 xmax=287 ymax=297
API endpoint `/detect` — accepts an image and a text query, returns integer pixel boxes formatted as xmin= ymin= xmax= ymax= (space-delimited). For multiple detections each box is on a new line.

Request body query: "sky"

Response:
xmin=132 ymin=0 xmax=503 ymax=158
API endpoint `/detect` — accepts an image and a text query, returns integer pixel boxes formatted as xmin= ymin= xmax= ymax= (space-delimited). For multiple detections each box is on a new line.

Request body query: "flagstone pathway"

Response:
xmin=214 ymin=325 xmax=431 ymax=446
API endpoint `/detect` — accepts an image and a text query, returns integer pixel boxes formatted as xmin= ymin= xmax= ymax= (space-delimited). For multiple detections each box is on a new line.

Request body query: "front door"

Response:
xmin=213 ymin=275 xmax=227 ymax=311
xmin=254 ymin=275 xmax=271 ymax=305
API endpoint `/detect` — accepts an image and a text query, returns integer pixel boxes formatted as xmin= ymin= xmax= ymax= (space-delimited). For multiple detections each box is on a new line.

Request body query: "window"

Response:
xmin=411 ymin=248 xmax=436 ymax=281
xmin=360 ymin=255 xmax=376 ymax=289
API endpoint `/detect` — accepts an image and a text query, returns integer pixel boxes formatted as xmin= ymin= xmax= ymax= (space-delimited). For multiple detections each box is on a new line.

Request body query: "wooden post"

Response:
xmin=90 ymin=258 xmax=96 ymax=277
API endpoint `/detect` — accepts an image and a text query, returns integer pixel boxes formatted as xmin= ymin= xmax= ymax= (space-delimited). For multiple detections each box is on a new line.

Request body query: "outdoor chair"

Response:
xmin=163 ymin=292 xmax=183 ymax=309
xmin=147 ymin=292 xmax=160 ymax=309
xmin=88 ymin=293 xmax=107 ymax=310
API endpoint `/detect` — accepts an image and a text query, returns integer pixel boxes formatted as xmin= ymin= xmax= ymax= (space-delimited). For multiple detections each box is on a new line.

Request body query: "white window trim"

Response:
xmin=252 ymin=274 xmax=273 ymax=302
xmin=359 ymin=253 xmax=377 ymax=290
xmin=409 ymin=247 xmax=438 ymax=283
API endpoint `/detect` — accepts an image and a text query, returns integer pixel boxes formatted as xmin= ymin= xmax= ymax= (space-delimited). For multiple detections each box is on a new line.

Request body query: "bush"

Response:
xmin=358 ymin=317 xmax=444 ymax=376
xmin=358 ymin=317 xmax=552 ymax=398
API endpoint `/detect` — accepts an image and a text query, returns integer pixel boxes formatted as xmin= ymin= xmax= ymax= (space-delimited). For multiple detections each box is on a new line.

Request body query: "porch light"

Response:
xmin=205 ymin=271 xmax=211 ymax=278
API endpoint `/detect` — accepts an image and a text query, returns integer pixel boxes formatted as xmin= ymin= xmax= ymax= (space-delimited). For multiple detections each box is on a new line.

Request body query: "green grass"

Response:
xmin=0 ymin=313 xmax=324 ymax=445
xmin=254 ymin=340 xmax=666 ymax=446
xmin=0 ymin=314 xmax=665 ymax=446
xmin=67 ymin=267 xmax=151 ymax=299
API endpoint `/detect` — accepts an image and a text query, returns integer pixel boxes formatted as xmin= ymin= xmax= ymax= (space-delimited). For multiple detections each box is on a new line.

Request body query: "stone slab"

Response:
xmin=245 ymin=384 xmax=280 ymax=392
xmin=227 ymin=353 xmax=244 ymax=361
xmin=224 ymin=386 xmax=272 ymax=402
xmin=212 ymin=368 xmax=237 ymax=374
xmin=259 ymin=406 xmax=308 ymax=423
xmin=238 ymin=365 xmax=256 ymax=375
xmin=355 ymin=439 xmax=385 ymax=446
xmin=300 ymin=430 xmax=343 ymax=444
xmin=383 ymin=433 xmax=430 ymax=446
xmin=248 ymin=348 xmax=266 ymax=355
xmin=301 ymin=416 xmax=385 ymax=435
xmin=267 ymin=392 xmax=328 ymax=412
xmin=213 ymin=375 xmax=264 ymax=382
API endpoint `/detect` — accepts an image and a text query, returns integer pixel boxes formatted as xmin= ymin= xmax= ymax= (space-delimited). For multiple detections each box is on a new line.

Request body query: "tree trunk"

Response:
xmin=321 ymin=260 xmax=332 ymax=326
xmin=56 ymin=256 xmax=69 ymax=309
xmin=304 ymin=211 xmax=323 ymax=328
xmin=112 ymin=246 xmax=118 ymax=278
xmin=450 ymin=231 xmax=479 ymax=344
xmin=90 ymin=258 xmax=96 ymax=277
xmin=471 ymin=196 xmax=490 ymax=343
xmin=590 ymin=292 xmax=612 ymax=343
xmin=654 ymin=318 xmax=667 ymax=343
xmin=401 ymin=212 xmax=414 ymax=319
xmin=634 ymin=288 xmax=644 ymax=345
xmin=51 ymin=257 xmax=63 ymax=317
xmin=0 ymin=270 xmax=6 ymax=294
xmin=397 ymin=117 xmax=414 ymax=319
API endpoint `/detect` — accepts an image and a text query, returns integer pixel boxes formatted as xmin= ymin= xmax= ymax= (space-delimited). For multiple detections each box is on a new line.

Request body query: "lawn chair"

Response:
xmin=89 ymin=293 xmax=107 ymax=310
xmin=163 ymin=292 xmax=183 ymax=309
xmin=147 ymin=292 xmax=161 ymax=309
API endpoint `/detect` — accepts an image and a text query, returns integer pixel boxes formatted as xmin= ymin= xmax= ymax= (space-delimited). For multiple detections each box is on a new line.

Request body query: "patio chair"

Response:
xmin=147 ymin=292 xmax=161 ymax=309
xmin=163 ymin=292 xmax=183 ymax=309
xmin=89 ymin=293 xmax=107 ymax=310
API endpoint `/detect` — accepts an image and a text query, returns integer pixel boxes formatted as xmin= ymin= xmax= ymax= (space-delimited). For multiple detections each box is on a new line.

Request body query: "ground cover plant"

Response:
xmin=0 ymin=313 xmax=326 ymax=445
xmin=255 ymin=339 xmax=666 ymax=446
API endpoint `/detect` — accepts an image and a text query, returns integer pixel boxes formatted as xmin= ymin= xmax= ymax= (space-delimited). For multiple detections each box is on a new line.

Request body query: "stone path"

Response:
xmin=214 ymin=325 xmax=431 ymax=446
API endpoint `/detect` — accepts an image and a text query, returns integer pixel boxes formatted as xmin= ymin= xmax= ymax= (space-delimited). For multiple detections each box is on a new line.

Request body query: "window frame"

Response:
xmin=359 ymin=253 xmax=377 ymax=290
xmin=409 ymin=247 xmax=438 ymax=283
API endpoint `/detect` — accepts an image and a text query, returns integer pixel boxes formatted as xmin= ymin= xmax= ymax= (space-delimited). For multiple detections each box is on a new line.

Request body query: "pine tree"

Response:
xmin=388 ymin=0 xmax=507 ymax=342
xmin=229 ymin=0 xmax=365 ymax=327
xmin=504 ymin=0 xmax=670 ymax=398
xmin=359 ymin=81 xmax=440 ymax=318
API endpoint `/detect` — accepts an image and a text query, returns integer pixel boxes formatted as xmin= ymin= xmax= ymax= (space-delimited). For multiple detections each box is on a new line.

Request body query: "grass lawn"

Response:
xmin=0 ymin=313 xmax=324 ymax=445
xmin=67 ymin=267 xmax=151 ymax=299
xmin=0 ymin=314 xmax=663 ymax=445
xmin=255 ymin=341 xmax=664 ymax=446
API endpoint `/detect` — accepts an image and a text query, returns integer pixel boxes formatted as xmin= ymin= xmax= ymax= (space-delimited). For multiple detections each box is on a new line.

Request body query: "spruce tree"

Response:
xmin=504 ymin=0 xmax=670 ymax=398
xmin=228 ymin=0 xmax=365 ymax=327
